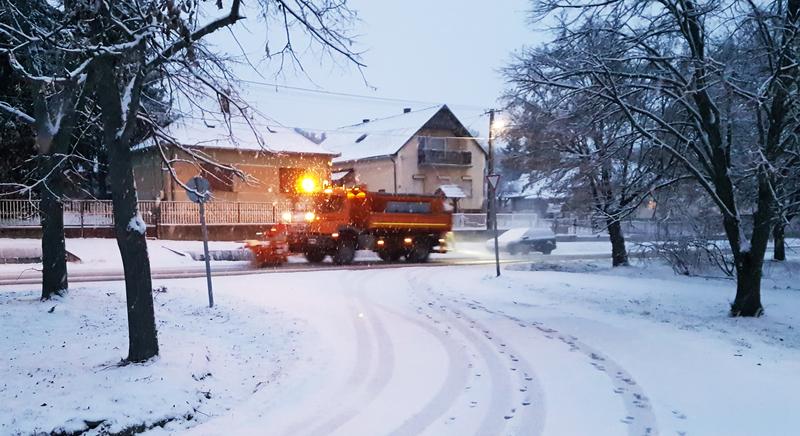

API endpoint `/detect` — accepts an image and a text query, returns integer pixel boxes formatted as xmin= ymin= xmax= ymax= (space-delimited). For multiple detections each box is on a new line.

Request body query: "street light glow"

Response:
xmin=491 ymin=117 xmax=507 ymax=136
xmin=300 ymin=177 xmax=317 ymax=193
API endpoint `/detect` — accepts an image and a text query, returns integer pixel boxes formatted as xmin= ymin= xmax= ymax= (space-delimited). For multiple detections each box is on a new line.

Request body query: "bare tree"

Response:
xmin=2 ymin=0 xmax=362 ymax=361
xmin=511 ymin=0 xmax=799 ymax=316
xmin=504 ymin=54 xmax=684 ymax=267
xmin=0 ymin=0 xmax=92 ymax=299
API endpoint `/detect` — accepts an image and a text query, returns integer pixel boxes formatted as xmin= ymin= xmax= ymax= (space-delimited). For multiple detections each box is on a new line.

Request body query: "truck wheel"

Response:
xmin=520 ymin=245 xmax=531 ymax=255
xmin=541 ymin=248 xmax=553 ymax=255
xmin=333 ymin=239 xmax=356 ymax=265
xmin=304 ymin=250 xmax=326 ymax=263
xmin=406 ymin=240 xmax=431 ymax=263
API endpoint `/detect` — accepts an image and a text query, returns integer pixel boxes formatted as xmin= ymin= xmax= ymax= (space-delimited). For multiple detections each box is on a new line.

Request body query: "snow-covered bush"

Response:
xmin=636 ymin=238 xmax=734 ymax=278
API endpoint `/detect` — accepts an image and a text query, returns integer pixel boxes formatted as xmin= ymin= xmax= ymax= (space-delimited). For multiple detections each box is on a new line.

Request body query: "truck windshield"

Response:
xmin=315 ymin=195 xmax=345 ymax=213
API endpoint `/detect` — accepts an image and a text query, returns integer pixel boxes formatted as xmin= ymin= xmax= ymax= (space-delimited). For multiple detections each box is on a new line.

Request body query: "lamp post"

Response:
xmin=487 ymin=109 xmax=501 ymax=277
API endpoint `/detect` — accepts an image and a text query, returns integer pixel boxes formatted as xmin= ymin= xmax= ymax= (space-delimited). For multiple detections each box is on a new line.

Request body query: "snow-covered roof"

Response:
xmin=153 ymin=114 xmax=337 ymax=156
xmin=331 ymin=169 xmax=352 ymax=181
xmin=503 ymin=173 xmax=561 ymax=199
xmin=322 ymin=105 xmax=479 ymax=163
xmin=436 ymin=184 xmax=467 ymax=198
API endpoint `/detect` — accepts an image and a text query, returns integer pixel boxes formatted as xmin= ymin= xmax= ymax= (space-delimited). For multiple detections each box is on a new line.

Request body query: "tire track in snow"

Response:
xmin=407 ymin=271 xmax=545 ymax=436
xmin=449 ymin=306 xmax=546 ymax=435
xmin=283 ymin=298 xmax=372 ymax=436
xmin=372 ymin=303 xmax=471 ymax=436
xmin=466 ymin=299 xmax=659 ymax=436
xmin=284 ymin=271 xmax=376 ymax=436
xmin=304 ymin=271 xmax=397 ymax=436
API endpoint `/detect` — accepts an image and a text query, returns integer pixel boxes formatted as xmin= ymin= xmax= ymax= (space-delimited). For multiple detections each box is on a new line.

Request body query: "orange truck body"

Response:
xmin=289 ymin=187 xmax=453 ymax=264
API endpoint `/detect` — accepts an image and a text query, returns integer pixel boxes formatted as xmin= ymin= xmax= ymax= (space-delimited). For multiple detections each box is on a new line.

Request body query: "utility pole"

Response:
xmin=487 ymin=109 xmax=501 ymax=277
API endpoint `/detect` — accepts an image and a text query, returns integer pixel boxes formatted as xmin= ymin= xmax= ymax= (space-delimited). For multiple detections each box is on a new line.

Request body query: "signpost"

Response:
xmin=486 ymin=174 xmax=501 ymax=277
xmin=186 ymin=176 xmax=214 ymax=308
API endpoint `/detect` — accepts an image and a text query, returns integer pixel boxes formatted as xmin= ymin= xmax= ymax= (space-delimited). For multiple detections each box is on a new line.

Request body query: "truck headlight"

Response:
xmin=281 ymin=211 xmax=292 ymax=223
xmin=304 ymin=211 xmax=316 ymax=222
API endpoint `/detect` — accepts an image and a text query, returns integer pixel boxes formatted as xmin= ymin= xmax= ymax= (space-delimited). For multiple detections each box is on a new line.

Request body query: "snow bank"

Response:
xmin=0 ymin=283 xmax=300 ymax=435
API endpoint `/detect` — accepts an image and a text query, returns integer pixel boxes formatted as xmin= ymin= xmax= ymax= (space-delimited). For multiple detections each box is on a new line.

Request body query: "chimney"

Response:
xmin=403 ymin=107 xmax=411 ymax=113
xmin=362 ymin=118 xmax=370 ymax=123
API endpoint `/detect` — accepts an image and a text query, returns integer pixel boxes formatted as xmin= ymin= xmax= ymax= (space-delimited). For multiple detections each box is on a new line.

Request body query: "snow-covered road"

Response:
xmin=186 ymin=268 xmax=550 ymax=436
xmin=170 ymin=263 xmax=798 ymax=435
xmin=3 ymin=260 xmax=799 ymax=435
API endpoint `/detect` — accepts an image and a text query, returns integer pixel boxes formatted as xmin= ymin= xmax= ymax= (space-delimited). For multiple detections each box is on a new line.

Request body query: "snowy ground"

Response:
xmin=2 ymin=257 xmax=799 ymax=435
xmin=0 ymin=238 xmax=625 ymax=285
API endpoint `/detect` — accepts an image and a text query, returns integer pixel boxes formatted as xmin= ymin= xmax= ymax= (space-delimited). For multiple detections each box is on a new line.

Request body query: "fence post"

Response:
xmin=237 ymin=202 xmax=241 ymax=224
xmin=79 ymin=201 xmax=85 ymax=238
xmin=155 ymin=200 xmax=162 ymax=240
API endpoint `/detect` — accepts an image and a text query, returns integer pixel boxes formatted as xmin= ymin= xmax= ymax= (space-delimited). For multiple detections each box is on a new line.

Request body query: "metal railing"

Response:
xmin=0 ymin=199 xmax=293 ymax=227
xmin=452 ymin=213 xmax=541 ymax=230
xmin=4 ymin=200 xmax=749 ymax=239
xmin=418 ymin=149 xmax=472 ymax=166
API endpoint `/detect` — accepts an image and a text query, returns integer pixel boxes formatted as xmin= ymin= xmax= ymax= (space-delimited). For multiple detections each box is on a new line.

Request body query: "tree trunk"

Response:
xmin=773 ymin=222 xmax=786 ymax=262
xmin=95 ymin=59 xmax=158 ymax=362
xmin=39 ymin=155 xmax=68 ymax=299
xmin=108 ymin=135 xmax=159 ymax=362
xmin=727 ymin=175 xmax=771 ymax=317
xmin=731 ymin=250 xmax=764 ymax=317
xmin=607 ymin=219 xmax=629 ymax=267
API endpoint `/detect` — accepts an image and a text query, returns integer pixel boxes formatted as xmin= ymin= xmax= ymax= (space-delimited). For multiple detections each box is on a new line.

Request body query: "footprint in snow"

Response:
xmin=672 ymin=410 xmax=687 ymax=420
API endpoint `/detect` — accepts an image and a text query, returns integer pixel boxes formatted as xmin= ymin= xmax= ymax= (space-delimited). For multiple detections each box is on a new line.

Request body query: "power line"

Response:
xmin=171 ymin=112 xmax=497 ymax=141
xmin=237 ymin=79 xmax=489 ymax=111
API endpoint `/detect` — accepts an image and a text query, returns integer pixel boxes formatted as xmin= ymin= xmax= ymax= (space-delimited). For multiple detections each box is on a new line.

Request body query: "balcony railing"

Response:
xmin=418 ymin=149 xmax=472 ymax=166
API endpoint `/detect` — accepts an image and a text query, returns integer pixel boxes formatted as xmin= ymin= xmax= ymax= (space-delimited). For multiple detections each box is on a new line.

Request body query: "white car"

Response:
xmin=486 ymin=227 xmax=557 ymax=255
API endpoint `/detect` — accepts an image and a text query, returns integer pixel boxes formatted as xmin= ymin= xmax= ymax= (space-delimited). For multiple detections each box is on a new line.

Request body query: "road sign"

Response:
xmin=486 ymin=174 xmax=501 ymax=189
xmin=186 ymin=176 xmax=214 ymax=307
xmin=185 ymin=176 xmax=211 ymax=204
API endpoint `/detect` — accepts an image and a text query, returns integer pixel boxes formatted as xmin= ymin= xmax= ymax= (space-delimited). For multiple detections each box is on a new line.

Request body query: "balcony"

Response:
xmin=418 ymin=149 xmax=472 ymax=166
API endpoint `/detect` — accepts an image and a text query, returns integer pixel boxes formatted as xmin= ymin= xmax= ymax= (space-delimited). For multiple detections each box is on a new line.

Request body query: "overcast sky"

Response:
xmin=206 ymin=0 xmax=545 ymax=139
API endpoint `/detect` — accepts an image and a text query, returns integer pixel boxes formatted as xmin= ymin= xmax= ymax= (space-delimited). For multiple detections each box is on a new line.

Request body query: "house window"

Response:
xmin=200 ymin=163 xmax=236 ymax=192
xmin=459 ymin=179 xmax=473 ymax=198
xmin=419 ymin=136 xmax=446 ymax=150
xmin=384 ymin=201 xmax=432 ymax=214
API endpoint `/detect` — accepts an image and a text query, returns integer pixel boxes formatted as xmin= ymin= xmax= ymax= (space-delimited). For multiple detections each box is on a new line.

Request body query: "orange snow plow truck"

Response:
xmin=288 ymin=187 xmax=453 ymax=264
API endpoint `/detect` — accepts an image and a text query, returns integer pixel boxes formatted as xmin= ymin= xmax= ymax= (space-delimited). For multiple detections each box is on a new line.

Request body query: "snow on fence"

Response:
xmin=0 ymin=200 xmax=292 ymax=227
xmin=1 ymin=200 xmax=758 ymax=240
xmin=452 ymin=213 xmax=542 ymax=231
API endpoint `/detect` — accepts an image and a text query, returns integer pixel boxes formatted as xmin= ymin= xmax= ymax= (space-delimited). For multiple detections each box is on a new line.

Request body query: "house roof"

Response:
xmin=436 ymin=184 xmax=467 ymax=198
xmin=503 ymin=173 xmax=561 ymax=199
xmin=331 ymin=169 xmax=353 ymax=181
xmin=148 ymin=113 xmax=338 ymax=156
xmin=321 ymin=105 xmax=485 ymax=163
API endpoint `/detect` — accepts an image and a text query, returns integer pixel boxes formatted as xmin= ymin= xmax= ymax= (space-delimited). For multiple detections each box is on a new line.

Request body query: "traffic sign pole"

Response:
xmin=199 ymin=201 xmax=214 ymax=308
xmin=487 ymin=174 xmax=501 ymax=277
xmin=186 ymin=176 xmax=214 ymax=308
